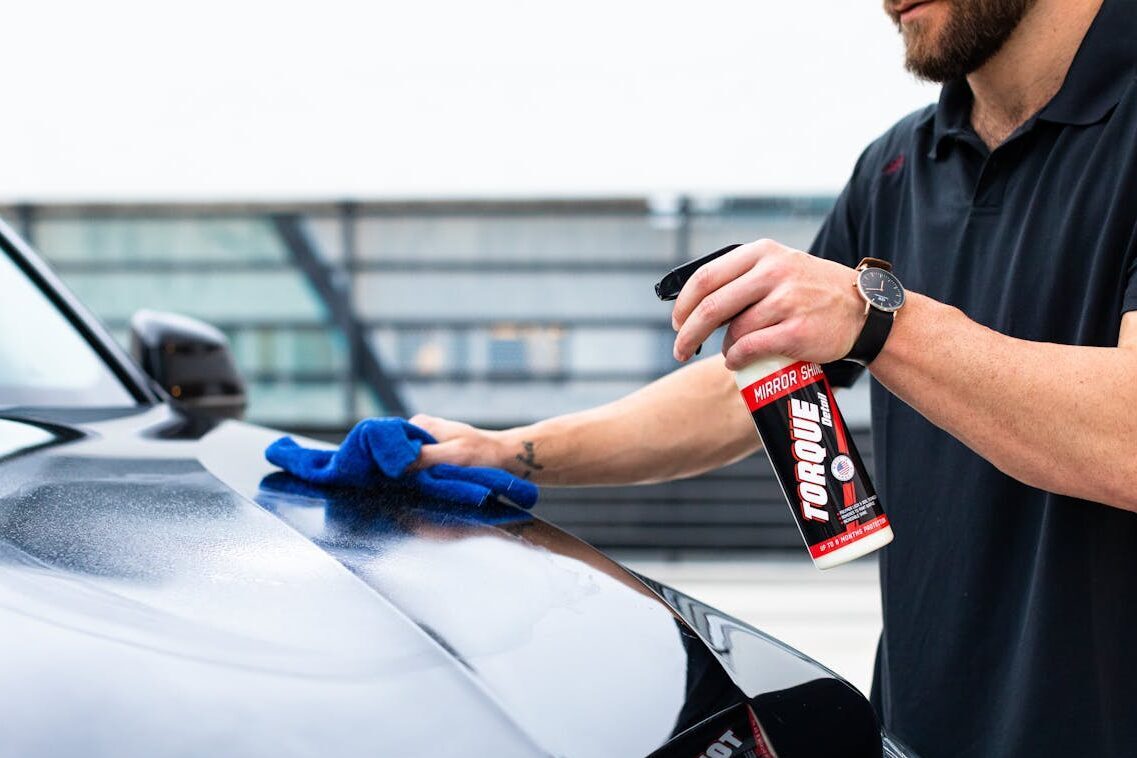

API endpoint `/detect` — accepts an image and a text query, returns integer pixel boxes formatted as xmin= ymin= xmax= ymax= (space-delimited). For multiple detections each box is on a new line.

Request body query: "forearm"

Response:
xmin=499 ymin=355 xmax=760 ymax=486
xmin=871 ymin=293 xmax=1137 ymax=511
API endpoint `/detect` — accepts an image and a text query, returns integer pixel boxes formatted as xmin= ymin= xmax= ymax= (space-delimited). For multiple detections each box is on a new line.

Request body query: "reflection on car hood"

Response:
xmin=0 ymin=405 xmax=879 ymax=757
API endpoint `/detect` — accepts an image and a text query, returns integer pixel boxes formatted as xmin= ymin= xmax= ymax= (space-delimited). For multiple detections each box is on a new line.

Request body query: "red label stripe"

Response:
xmin=820 ymin=379 xmax=858 ymax=507
xmin=741 ymin=361 xmax=825 ymax=412
xmin=808 ymin=514 xmax=890 ymax=559
xmin=746 ymin=705 xmax=777 ymax=758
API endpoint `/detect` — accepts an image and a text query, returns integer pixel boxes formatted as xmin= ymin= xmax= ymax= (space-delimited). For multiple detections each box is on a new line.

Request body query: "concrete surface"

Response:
xmin=620 ymin=553 xmax=882 ymax=696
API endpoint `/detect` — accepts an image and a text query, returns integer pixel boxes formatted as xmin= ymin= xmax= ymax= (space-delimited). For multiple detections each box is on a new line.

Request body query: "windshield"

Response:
xmin=0 ymin=249 xmax=135 ymax=408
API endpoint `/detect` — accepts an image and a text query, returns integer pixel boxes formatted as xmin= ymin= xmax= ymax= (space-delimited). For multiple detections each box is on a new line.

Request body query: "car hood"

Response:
xmin=0 ymin=405 xmax=880 ymax=758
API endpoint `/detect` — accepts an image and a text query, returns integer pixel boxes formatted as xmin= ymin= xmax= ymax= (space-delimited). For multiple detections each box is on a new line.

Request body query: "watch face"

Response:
xmin=857 ymin=268 xmax=905 ymax=312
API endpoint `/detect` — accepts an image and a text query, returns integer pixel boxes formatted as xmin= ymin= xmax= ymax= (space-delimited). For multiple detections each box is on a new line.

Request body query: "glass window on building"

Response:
xmin=487 ymin=324 xmax=564 ymax=376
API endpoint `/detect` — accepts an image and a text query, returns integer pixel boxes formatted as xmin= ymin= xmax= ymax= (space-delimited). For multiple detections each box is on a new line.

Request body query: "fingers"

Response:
xmin=409 ymin=413 xmax=470 ymax=443
xmin=671 ymin=240 xmax=775 ymax=331
xmin=408 ymin=413 xmax=443 ymax=436
xmin=672 ymin=243 xmax=796 ymax=362
xmin=413 ymin=439 xmax=472 ymax=470
xmin=720 ymin=297 xmax=784 ymax=357
xmin=407 ymin=414 xmax=504 ymax=472
xmin=670 ymin=242 xmax=866 ymax=369
xmin=673 ymin=266 xmax=780 ymax=361
xmin=408 ymin=414 xmax=460 ymax=471
xmin=722 ymin=321 xmax=799 ymax=370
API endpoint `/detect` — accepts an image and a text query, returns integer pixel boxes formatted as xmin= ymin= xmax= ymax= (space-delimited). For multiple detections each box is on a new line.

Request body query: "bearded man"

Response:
xmin=412 ymin=1 xmax=1137 ymax=755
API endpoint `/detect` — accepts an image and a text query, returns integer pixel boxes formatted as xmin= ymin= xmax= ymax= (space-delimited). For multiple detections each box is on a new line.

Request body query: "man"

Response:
xmin=412 ymin=0 xmax=1137 ymax=754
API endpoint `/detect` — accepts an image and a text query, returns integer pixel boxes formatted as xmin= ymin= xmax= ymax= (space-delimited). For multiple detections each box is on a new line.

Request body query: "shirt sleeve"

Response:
xmin=1123 ymin=243 xmax=1137 ymax=315
xmin=813 ymin=148 xmax=874 ymax=386
xmin=809 ymin=146 xmax=874 ymax=268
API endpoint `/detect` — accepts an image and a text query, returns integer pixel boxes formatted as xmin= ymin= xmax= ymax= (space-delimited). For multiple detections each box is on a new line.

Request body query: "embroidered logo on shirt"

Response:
xmin=883 ymin=153 xmax=906 ymax=176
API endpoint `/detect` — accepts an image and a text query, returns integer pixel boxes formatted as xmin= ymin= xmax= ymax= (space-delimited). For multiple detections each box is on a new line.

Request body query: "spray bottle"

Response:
xmin=655 ymin=244 xmax=893 ymax=569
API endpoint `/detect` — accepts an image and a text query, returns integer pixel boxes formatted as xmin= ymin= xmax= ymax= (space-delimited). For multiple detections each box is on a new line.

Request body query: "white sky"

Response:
xmin=0 ymin=1 xmax=938 ymax=201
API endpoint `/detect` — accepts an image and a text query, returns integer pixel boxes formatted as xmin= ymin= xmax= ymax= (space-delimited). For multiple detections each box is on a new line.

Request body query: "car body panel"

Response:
xmin=0 ymin=405 xmax=884 ymax=756
xmin=0 ymin=409 xmax=545 ymax=756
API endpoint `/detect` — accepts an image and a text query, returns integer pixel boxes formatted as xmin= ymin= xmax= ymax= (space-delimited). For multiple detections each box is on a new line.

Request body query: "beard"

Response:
xmin=887 ymin=0 xmax=1037 ymax=82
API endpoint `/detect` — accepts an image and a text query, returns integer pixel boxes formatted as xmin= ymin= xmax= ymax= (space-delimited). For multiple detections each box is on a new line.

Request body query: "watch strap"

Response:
xmin=857 ymin=257 xmax=892 ymax=272
xmin=845 ymin=306 xmax=894 ymax=366
xmin=819 ymin=359 xmax=867 ymax=388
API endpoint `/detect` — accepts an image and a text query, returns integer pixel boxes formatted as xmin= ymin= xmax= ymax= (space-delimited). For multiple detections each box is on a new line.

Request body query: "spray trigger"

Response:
xmin=654 ymin=243 xmax=743 ymax=301
xmin=656 ymin=243 xmax=742 ymax=361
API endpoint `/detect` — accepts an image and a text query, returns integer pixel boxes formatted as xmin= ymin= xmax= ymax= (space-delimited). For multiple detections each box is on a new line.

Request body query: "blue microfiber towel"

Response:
xmin=264 ymin=417 xmax=539 ymax=509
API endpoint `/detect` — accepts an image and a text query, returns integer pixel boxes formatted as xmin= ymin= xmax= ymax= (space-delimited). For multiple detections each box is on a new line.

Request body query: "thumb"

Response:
xmin=411 ymin=439 xmax=473 ymax=471
xmin=723 ymin=323 xmax=796 ymax=371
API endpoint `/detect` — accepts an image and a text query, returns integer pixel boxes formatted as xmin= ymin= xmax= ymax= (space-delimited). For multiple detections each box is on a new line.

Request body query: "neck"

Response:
xmin=967 ymin=0 xmax=1103 ymax=148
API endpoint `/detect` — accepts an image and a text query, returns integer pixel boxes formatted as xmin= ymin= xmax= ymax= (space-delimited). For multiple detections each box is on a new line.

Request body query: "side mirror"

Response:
xmin=130 ymin=309 xmax=247 ymax=421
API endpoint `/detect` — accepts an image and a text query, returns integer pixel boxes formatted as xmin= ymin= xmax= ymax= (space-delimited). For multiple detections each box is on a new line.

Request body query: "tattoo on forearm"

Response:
xmin=515 ymin=441 xmax=544 ymax=479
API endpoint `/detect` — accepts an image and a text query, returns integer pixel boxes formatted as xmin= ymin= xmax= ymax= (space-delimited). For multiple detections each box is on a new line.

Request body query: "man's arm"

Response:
xmin=671 ymin=239 xmax=1137 ymax=513
xmin=867 ymin=297 xmax=1137 ymax=512
xmin=412 ymin=354 xmax=760 ymax=486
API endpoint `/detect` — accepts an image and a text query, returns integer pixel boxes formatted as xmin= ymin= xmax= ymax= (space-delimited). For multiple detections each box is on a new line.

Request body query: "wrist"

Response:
xmin=870 ymin=291 xmax=943 ymax=371
xmin=845 ymin=259 xmax=905 ymax=365
xmin=495 ymin=425 xmax=547 ymax=481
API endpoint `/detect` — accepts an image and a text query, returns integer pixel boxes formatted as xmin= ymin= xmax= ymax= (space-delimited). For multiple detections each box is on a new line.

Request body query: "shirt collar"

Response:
xmin=1037 ymin=0 xmax=1137 ymax=125
xmin=923 ymin=78 xmax=974 ymax=159
xmin=921 ymin=0 xmax=1137 ymax=159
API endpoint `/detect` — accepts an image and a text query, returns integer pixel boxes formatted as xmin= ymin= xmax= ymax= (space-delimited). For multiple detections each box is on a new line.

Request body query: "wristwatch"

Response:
xmin=844 ymin=257 xmax=905 ymax=366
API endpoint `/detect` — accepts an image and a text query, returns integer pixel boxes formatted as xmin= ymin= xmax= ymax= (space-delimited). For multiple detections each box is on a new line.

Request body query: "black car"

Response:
xmin=0 ymin=219 xmax=915 ymax=757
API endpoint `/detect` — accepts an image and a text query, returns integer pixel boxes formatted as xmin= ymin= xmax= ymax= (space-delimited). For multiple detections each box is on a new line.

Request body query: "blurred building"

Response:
xmin=1 ymin=197 xmax=873 ymax=551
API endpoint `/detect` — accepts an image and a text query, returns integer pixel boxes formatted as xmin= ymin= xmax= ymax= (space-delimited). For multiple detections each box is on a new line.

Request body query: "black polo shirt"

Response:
xmin=809 ymin=1 xmax=1137 ymax=756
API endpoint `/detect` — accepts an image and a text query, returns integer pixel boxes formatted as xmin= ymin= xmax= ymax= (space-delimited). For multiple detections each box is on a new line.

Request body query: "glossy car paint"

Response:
xmin=0 ymin=221 xmax=904 ymax=757
xmin=0 ymin=405 xmax=885 ymax=756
